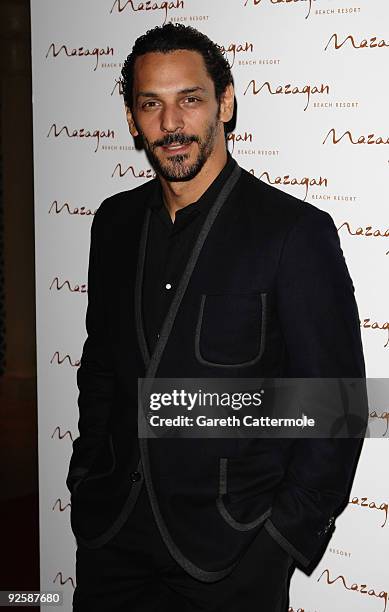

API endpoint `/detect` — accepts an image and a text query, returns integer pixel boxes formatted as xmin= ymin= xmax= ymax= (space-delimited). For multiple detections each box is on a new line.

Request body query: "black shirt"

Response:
xmin=142 ymin=154 xmax=236 ymax=355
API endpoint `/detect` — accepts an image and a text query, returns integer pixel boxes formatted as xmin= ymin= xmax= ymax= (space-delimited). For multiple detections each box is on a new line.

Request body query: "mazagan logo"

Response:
xmin=360 ymin=318 xmax=389 ymax=348
xmin=338 ymin=220 xmax=389 ymax=256
xmin=325 ymin=33 xmax=389 ymax=52
xmin=53 ymin=572 xmax=75 ymax=589
xmin=243 ymin=0 xmax=315 ymax=20
xmin=45 ymin=43 xmax=114 ymax=71
xmin=323 ymin=129 xmax=389 ymax=146
xmin=52 ymin=498 xmax=71 ymax=512
xmin=50 ymin=351 xmax=80 ymax=367
xmin=244 ymin=80 xmax=329 ymax=111
xmin=217 ymin=42 xmax=254 ymax=67
xmin=49 ymin=277 xmax=87 ymax=294
xmin=111 ymin=78 xmax=123 ymax=97
xmin=48 ymin=200 xmax=96 ymax=216
xmin=349 ymin=496 xmax=388 ymax=527
xmin=111 ymin=163 xmax=156 ymax=179
xmin=47 ymin=124 xmax=114 ymax=153
xmin=227 ymin=131 xmax=253 ymax=153
xmin=258 ymin=170 xmax=327 ymax=201
xmin=51 ymin=427 xmax=74 ymax=441
xmin=317 ymin=569 xmax=388 ymax=612
xmin=109 ymin=0 xmax=184 ymax=24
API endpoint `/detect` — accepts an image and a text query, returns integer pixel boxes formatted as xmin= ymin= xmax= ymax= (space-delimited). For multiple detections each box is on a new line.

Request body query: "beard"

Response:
xmin=139 ymin=116 xmax=220 ymax=182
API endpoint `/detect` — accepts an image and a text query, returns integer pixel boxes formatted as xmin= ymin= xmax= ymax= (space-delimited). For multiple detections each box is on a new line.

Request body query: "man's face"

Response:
xmin=126 ymin=49 xmax=232 ymax=182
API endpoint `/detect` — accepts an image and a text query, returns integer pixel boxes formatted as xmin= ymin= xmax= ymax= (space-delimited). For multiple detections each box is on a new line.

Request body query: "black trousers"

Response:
xmin=73 ymin=486 xmax=294 ymax=611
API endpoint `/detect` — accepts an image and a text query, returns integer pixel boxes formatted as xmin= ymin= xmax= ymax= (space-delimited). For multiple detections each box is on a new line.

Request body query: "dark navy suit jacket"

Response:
xmin=67 ymin=160 xmax=366 ymax=582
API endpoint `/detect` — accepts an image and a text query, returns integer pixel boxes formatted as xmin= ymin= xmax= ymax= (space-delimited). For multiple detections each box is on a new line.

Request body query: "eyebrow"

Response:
xmin=136 ymin=86 xmax=206 ymax=100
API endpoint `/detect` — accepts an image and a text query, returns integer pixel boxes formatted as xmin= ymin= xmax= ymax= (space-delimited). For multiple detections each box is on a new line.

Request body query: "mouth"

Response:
xmin=161 ymin=141 xmax=193 ymax=154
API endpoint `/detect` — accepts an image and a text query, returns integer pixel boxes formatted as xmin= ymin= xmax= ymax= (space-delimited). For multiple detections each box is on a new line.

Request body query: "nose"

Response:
xmin=160 ymin=103 xmax=184 ymax=133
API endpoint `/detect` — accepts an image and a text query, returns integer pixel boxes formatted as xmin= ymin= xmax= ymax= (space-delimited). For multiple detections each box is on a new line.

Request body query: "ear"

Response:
xmin=125 ymin=105 xmax=139 ymax=137
xmin=218 ymin=84 xmax=235 ymax=124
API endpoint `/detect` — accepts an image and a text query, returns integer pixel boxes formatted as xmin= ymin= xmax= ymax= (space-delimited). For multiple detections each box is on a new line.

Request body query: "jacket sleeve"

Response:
xmin=264 ymin=206 xmax=367 ymax=568
xmin=66 ymin=200 xmax=115 ymax=493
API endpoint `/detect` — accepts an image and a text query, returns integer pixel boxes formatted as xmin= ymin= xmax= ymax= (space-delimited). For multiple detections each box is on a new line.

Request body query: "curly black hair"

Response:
xmin=120 ymin=23 xmax=233 ymax=110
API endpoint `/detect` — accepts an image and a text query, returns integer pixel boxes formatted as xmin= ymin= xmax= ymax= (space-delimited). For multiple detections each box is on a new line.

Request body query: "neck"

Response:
xmin=159 ymin=147 xmax=228 ymax=222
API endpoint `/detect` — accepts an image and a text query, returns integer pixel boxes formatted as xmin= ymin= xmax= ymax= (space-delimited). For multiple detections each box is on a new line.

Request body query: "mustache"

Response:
xmin=151 ymin=133 xmax=200 ymax=150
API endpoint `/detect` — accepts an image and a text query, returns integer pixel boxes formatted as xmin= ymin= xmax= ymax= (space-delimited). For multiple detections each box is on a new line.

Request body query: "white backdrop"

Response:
xmin=30 ymin=1 xmax=389 ymax=610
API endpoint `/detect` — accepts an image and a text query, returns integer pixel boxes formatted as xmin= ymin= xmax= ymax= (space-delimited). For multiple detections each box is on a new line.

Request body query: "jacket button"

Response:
xmin=130 ymin=471 xmax=141 ymax=483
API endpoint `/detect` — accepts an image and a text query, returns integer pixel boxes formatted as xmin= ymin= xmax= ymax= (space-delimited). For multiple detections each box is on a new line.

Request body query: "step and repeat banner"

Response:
xmin=30 ymin=1 xmax=389 ymax=610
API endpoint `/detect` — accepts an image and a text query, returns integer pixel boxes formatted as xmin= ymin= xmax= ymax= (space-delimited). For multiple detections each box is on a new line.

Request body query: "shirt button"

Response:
xmin=130 ymin=471 xmax=141 ymax=483
xmin=165 ymin=283 xmax=172 ymax=290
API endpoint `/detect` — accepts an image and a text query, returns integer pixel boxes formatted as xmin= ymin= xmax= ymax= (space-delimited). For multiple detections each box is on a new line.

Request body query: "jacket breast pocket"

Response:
xmin=195 ymin=292 xmax=267 ymax=367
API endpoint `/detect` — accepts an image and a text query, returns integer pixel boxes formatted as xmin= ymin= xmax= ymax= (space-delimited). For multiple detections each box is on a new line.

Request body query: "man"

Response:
xmin=67 ymin=23 xmax=366 ymax=611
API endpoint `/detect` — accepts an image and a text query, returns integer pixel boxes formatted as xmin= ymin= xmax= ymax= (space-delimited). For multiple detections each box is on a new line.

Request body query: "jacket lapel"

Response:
xmin=134 ymin=205 xmax=152 ymax=369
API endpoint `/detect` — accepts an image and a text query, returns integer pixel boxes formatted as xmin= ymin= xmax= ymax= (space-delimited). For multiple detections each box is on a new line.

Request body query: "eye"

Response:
xmin=184 ymin=96 xmax=201 ymax=104
xmin=142 ymin=100 xmax=160 ymax=109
